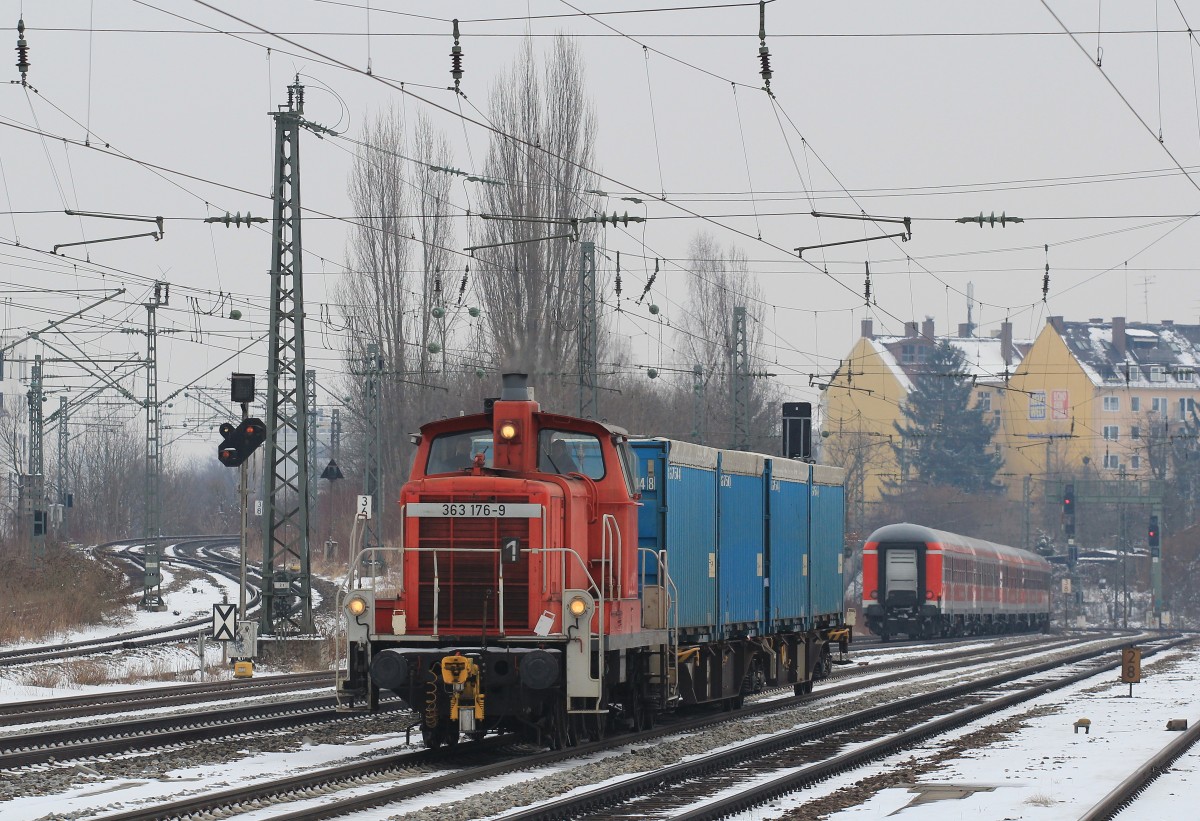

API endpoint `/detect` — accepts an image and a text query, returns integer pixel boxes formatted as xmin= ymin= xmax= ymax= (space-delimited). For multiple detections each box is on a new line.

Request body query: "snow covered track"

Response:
xmin=498 ymin=636 xmax=1190 ymax=821
xmin=0 ymin=671 xmax=331 ymax=726
xmin=0 ymin=693 xmax=408 ymax=769
xmin=1079 ymin=714 xmax=1200 ymax=820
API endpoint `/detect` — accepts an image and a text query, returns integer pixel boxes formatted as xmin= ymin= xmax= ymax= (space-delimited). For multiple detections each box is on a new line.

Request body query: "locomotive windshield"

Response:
xmin=426 ymin=429 xmax=493 ymax=473
xmin=538 ymin=429 xmax=605 ymax=479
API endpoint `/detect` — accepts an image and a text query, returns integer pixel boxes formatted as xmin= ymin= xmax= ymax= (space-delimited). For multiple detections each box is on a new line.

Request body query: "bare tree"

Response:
xmin=339 ymin=106 xmax=460 ymax=506
xmin=472 ymin=36 xmax=602 ymax=409
xmin=675 ymin=232 xmax=779 ymax=450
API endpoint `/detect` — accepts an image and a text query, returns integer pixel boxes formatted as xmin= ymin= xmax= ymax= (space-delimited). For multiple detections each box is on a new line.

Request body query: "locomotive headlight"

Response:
xmin=499 ymin=422 xmax=518 ymax=441
xmin=568 ymin=595 xmax=588 ymax=619
xmin=347 ymin=594 xmax=369 ymax=617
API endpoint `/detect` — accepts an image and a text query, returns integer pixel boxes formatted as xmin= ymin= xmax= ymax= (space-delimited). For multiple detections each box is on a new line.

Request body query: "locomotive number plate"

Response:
xmin=407 ymin=502 xmax=543 ymax=518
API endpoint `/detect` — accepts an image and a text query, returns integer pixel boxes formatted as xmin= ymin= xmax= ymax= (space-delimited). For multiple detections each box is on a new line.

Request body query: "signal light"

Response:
xmin=1062 ymin=483 xmax=1074 ymax=512
xmin=1148 ymin=515 xmax=1160 ymax=548
xmin=217 ymin=417 xmax=267 ymax=468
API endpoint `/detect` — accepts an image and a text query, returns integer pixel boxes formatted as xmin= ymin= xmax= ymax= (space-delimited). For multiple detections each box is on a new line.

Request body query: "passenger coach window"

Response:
xmin=427 ymin=430 xmax=492 ymax=474
xmin=539 ymin=429 xmax=605 ymax=479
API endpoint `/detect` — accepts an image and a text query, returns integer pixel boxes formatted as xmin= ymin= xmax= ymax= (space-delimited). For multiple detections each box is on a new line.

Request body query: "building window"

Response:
xmin=1103 ymin=426 xmax=1119 ymax=441
xmin=1177 ymin=369 xmax=1195 ymax=383
xmin=1029 ymin=391 xmax=1046 ymax=420
xmin=1103 ymin=396 xmax=1120 ymax=412
xmin=1131 ymin=426 xmax=1141 ymax=440
xmin=1181 ymin=397 xmax=1196 ymax=420
xmin=1131 ymin=396 xmax=1141 ymax=412
xmin=1150 ymin=366 xmax=1167 ymax=382
xmin=901 ymin=344 xmax=916 ymax=364
xmin=1152 ymin=397 xmax=1168 ymax=414
xmin=976 ymin=391 xmax=991 ymax=412
xmin=1104 ymin=454 xmax=1120 ymax=470
xmin=1131 ymin=455 xmax=1142 ymax=470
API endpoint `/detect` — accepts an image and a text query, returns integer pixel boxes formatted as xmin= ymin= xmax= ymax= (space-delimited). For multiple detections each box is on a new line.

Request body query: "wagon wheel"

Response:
xmin=421 ymin=722 xmax=442 ymax=750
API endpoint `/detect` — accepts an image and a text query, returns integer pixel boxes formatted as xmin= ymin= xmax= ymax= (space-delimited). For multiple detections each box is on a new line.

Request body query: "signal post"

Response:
xmin=218 ymin=373 xmax=267 ymax=666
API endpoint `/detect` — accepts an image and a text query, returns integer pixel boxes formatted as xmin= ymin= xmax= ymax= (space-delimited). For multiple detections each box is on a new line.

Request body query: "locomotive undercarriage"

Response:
xmin=341 ymin=626 xmax=850 ymax=749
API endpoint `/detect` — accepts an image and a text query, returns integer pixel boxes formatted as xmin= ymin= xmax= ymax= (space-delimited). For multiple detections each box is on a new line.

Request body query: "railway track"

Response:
xmin=1079 ymin=712 xmax=1200 ymax=820
xmin=80 ymin=632 xmax=1148 ymax=821
xmin=0 ymin=671 xmax=333 ymax=726
xmin=502 ymin=635 xmax=1189 ymax=821
xmin=0 ymin=691 xmax=410 ymax=770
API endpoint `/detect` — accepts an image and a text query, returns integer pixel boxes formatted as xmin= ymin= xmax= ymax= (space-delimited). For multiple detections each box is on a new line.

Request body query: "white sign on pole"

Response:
xmin=212 ymin=603 xmax=237 ymax=641
xmin=254 ymin=500 xmax=263 ymax=516
xmin=357 ymin=494 xmax=373 ymax=520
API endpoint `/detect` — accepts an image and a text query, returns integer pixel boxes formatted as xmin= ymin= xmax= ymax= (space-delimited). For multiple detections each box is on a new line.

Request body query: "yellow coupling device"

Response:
xmin=440 ymin=654 xmax=485 ymax=724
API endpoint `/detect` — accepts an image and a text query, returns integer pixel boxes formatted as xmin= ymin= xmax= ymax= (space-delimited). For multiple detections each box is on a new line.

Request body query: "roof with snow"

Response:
xmin=871 ymin=333 xmax=1031 ymax=387
xmin=1056 ymin=320 xmax=1200 ymax=388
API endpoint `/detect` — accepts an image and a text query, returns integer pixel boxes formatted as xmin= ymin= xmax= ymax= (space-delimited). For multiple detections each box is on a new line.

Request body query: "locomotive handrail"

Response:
xmin=638 ymin=545 xmax=680 ymax=705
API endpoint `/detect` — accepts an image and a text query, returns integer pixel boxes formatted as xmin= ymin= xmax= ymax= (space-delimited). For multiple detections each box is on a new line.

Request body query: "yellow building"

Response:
xmin=1001 ymin=316 xmax=1200 ymax=495
xmin=819 ymin=318 xmax=1028 ymax=506
xmin=821 ymin=315 xmax=1199 ymax=507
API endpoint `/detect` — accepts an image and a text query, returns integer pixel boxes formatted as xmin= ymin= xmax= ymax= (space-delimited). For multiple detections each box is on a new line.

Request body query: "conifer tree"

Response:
xmin=891 ymin=341 xmax=1002 ymax=492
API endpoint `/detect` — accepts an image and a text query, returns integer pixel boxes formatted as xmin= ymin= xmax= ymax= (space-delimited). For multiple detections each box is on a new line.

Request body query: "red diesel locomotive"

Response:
xmin=336 ymin=374 xmax=848 ymax=749
xmin=862 ymin=523 xmax=1051 ymax=640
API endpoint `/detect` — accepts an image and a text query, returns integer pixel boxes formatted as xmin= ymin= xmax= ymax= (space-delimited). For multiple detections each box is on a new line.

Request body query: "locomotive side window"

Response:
xmin=427 ymin=429 xmax=493 ymax=474
xmin=538 ymin=429 xmax=605 ymax=479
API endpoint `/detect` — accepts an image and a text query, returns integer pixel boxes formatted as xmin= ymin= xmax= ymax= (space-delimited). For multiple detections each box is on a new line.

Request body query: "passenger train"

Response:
xmin=861 ymin=522 xmax=1052 ymax=640
xmin=336 ymin=374 xmax=851 ymax=748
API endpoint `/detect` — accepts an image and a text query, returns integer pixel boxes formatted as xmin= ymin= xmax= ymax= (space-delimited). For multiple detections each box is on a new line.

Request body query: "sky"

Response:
xmin=5 ymin=2 xmax=1200 ymax=456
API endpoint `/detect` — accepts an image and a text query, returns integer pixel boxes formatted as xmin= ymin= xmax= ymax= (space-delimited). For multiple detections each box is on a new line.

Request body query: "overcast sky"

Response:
xmin=4 ymin=1 xmax=1200 ymax=452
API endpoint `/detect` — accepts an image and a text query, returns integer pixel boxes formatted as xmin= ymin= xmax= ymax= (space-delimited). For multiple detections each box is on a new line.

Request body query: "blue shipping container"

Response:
xmin=716 ymin=450 xmax=767 ymax=636
xmin=632 ymin=439 xmax=720 ymax=640
xmin=809 ymin=464 xmax=846 ymax=621
xmin=765 ymin=457 xmax=810 ymax=629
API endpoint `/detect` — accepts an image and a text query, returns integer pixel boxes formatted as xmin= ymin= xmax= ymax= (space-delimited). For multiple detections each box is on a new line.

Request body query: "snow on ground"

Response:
xmin=727 ymin=642 xmax=1200 ymax=820
xmin=0 ymin=544 xmax=268 ymax=703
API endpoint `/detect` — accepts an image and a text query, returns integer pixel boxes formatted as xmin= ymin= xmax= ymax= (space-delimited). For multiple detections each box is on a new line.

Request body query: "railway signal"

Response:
xmin=217 ymin=418 xmax=267 ymax=467
xmin=1062 ymin=483 xmax=1076 ymax=537
xmin=1148 ymin=514 xmax=1160 ymax=558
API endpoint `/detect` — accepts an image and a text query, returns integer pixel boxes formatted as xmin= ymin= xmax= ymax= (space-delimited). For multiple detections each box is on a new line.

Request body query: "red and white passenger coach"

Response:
xmin=862 ymin=522 xmax=1052 ymax=640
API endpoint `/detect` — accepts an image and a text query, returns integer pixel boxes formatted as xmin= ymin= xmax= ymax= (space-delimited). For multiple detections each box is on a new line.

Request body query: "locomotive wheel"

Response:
xmin=421 ymin=723 xmax=442 ymax=750
xmin=548 ymin=701 xmax=571 ymax=750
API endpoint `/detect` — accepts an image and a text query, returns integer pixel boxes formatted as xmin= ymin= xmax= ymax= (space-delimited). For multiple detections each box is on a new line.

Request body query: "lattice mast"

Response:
xmin=261 ymin=78 xmax=328 ymax=635
xmin=731 ymin=306 xmax=750 ymax=450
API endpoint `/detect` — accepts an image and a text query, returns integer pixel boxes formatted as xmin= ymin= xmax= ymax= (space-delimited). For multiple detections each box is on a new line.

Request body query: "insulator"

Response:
xmin=615 ymin=252 xmax=622 ymax=303
xmin=450 ymin=19 xmax=464 ymax=92
xmin=15 ymin=17 xmax=30 ymax=83
xmin=457 ymin=266 xmax=469 ymax=306
xmin=759 ymin=48 xmax=772 ymax=83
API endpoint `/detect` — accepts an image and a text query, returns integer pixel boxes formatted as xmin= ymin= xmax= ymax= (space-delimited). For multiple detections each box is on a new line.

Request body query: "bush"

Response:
xmin=0 ymin=541 xmax=128 ymax=644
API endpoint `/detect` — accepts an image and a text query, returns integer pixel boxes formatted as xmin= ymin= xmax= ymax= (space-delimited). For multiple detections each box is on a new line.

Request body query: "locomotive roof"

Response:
xmin=865 ymin=522 xmax=1049 ymax=566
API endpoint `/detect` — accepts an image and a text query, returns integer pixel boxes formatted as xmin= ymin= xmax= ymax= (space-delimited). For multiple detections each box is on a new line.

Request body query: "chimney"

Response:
xmin=500 ymin=372 xmax=535 ymax=401
xmin=1049 ymin=316 xmax=1065 ymax=333
xmin=1112 ymin=316 xmax=1126 ymax=356
xmin=958 ymin=323 xmax=971 ymax=338
xmin=1162 ymin=319 xmax=1174 ymax=327
xmin=905 ymin=321 xmax=919 ymax=338
xmin=922 ymin=318 xmax=935 ymax=340
xmin=1000 ymin=321 xmax=1014 ymax=367
xmin=861 ymin=318 xmax=874 ymax=340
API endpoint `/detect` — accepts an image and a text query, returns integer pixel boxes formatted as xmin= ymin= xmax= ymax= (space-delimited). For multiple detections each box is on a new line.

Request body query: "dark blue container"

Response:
xmin=809 ymin=464 xmax=846 ymax=621
xmin=632 ymin=438 xmax=720 ymax=640
xmin=765 ymin=457 xmax=810 ymax=630
xmin=716 ymin=450 xmax=767 ymax=636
